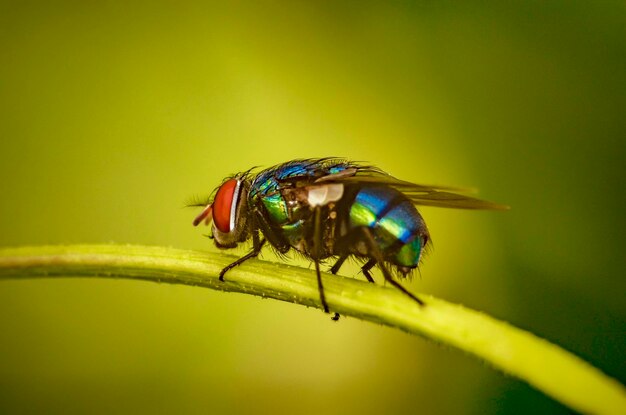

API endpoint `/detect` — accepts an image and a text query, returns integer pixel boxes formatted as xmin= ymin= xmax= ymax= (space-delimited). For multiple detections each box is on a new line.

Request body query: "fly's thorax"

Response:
xmin=254 ymin=184 xmax=343 ymax=229
xmin=212 ymin=178 xmax=252 ymax=248
xmin=255 ymin=184 xmax=346 ymax=257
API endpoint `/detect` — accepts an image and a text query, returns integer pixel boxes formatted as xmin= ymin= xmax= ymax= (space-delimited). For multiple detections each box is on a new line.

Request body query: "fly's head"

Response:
xmin=193 ymin=176 xmax=252 ymax=248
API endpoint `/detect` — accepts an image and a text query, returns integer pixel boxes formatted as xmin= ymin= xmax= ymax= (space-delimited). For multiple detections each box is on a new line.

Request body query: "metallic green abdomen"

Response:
xmin=349 ymin=186 xmax=428 ymax=267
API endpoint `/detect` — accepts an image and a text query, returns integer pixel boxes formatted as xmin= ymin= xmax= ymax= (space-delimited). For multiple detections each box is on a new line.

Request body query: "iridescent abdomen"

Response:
xmin=347 ymin=186 xmax=429 ymax=269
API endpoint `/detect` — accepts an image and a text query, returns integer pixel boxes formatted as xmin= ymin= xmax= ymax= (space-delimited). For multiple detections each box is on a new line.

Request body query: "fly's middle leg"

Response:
xmin=313 ymin=207 xmax=340 ymax=321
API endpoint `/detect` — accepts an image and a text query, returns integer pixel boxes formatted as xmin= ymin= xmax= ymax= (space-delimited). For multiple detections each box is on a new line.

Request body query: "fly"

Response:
xmin=191 ymin=158 xmax=507 ymax=320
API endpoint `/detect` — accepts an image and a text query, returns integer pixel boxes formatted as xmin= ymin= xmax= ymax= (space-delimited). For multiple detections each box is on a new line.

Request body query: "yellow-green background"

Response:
xmin=1 ymin=1 xmax=624 ymax=414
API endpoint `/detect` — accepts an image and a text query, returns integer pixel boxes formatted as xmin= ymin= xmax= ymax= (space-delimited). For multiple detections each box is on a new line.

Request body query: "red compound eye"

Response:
xmin=213 ymin=179 xmax=239 ymax=233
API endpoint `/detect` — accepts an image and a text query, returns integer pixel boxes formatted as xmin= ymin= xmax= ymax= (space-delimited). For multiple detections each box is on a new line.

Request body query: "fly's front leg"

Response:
xmin=219 ymin=231 xmax=266 ymax=281
xmin=254 ymin=205 xmax=291 ymax=254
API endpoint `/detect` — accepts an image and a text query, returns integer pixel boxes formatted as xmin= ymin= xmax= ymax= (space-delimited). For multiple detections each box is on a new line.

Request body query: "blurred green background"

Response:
xmin=0 ymin=1 xmax=624 ymax=414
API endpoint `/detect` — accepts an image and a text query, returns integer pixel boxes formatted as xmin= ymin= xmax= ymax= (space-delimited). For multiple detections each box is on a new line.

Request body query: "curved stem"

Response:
xmin=0 ymin=244 xmax=624 ymax=414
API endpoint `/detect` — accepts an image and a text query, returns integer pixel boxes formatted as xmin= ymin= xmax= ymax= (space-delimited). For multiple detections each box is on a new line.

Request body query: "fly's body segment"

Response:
xmin=192 ymin=158 xmax=507 ymax=319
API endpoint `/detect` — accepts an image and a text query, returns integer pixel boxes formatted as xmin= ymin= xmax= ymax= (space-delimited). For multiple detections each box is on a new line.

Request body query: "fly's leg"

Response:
xmin=361 ymin=259 xmax=376 ymax=283
xmin=254 ymin=206 xmax=291 ymax=254
xmin=361 ymin=228 xmax=424 ymax=306
xmin=313 ymin=207 xmax=329 ymax=313
xmin=219 ymin=231 xmax=266 ymax=281
xmin=313 ymin=207 xmax=339 ymax=321
xmin=329 ymin=254 xmax=348 ymax=275
xmin=331 ymin=233 xmax=375 ymax=284
xmin=328 ymin=254 xmax=350 ymax=322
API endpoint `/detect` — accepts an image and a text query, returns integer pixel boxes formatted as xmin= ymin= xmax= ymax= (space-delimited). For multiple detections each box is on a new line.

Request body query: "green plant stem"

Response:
xmin=0 ymin=244 xmax=624 ymax=414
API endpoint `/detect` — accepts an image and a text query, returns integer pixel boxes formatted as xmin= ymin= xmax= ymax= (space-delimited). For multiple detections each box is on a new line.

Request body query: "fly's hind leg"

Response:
xmin=361 ymin=228 xmax=424 ymax=306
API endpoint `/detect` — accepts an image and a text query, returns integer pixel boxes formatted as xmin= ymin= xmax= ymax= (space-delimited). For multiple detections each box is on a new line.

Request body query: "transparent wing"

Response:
xmin=400 ymin=188 xmax=509 ymax=210
xmin=314 ymin=166 xmax=509 ymax=210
